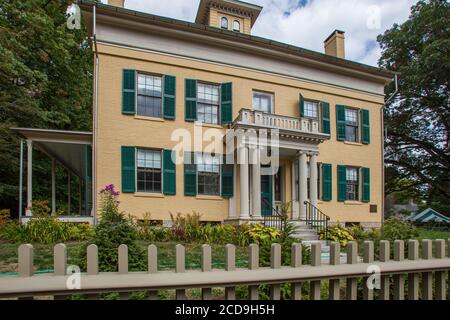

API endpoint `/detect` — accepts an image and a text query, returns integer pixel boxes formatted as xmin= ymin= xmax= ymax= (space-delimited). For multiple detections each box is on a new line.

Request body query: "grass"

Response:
xmin=416 ymin=227 xmax=450 ymax=240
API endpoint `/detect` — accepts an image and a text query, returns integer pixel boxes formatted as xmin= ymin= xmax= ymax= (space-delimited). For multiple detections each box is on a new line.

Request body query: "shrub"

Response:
xmin=319 ymin=225 xmax=355 ymax=247
xmin=381 ymin=216 xmax=419 ymax=241
xmin=0 ymin=209 xmax=11 ymax=225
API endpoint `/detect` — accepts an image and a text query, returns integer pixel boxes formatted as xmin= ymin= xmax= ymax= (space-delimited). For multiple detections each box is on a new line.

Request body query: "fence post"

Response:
xmin=87 ymin=244 xmax=98 ymax=300
xmin=148 ymin=244 xmax=158 ymax=300
xmin=421 ymin=239 xmax=433 ymax=300
xmin=310 ymin=242 xmax=321 ymax=300
xmin=118 ymin=244 xmax=129 ymax=300
xmin=434 ymin=240 xmax=446 ymax=300
xmin=248 ymin=244 xmax=259 ymax=300
xmin=270 ymin=243 xmax=281 ymax=300
xmin=291 ymin=243 xmax=302 ymax=300
xmin=18 ymin=244 xmax=33 ymax=300
xmin=362 ymin=241 xmax=374 ymax=300
xmin=54 ymin=243 xmax=67 ymax=300
xmin=393 ymin=240 xmax=405 ymax=300
xmin=328 ymin=242 xmax=340 ymax=300
xmin=225 ymin=244 xmax=236 ymax=300
xmin=346 ymin=241 xmax=358 ymax=300
xmin=175 ymin=244 xmax=186 ymax=300
xmin=379 ymin=240 xmax=390 ymax=300
xmin=201 ymin=244 xmax=212 ymax=300
xmin=408 ymin=240 xmax=419 ymax=300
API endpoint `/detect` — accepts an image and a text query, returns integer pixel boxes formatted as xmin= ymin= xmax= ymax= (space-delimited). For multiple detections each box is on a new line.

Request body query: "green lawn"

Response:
xmin=416 ymin=227 xmax=450 ymax=240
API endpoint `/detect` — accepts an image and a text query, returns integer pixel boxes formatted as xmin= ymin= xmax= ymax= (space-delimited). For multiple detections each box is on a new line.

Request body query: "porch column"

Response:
xmin=51 ymin=159 xmax=56 ymax=214
xmin=239 ymin=146 xmax=250 ymax=219
xmin=228 ymin=164 xmax=237 ymax=219
xmin=309 ymin=152 xmax=319 ymax=209
xmin=298 ymin=151 xmax=308 ymax=219
xmin=25 ymin=139 xmax=33 ymax=216
xmin=251 ymin=147 xmax=261 ymax=219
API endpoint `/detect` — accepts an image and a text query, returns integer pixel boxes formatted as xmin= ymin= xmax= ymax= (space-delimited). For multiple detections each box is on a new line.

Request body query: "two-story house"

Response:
xmin=14 ymin=0 xmax=395 ymax=233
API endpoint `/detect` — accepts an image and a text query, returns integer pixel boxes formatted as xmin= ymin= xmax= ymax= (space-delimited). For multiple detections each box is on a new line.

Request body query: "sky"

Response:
xmin=99 ymin=0 xmax=417 ymax=66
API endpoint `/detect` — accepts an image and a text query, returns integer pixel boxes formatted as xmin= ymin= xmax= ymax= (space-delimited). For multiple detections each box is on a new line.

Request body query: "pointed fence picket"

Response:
xmin=0 ymin=239 xmax=449 ymax=300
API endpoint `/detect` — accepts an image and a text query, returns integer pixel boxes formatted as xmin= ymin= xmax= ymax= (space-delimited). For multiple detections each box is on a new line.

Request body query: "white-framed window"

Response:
xmin=233 ymin=20 xmax=240 ymax=32
xmin=252 ymin=91 xmax=273 ymax=113
xmin=197 ymin=83 xmax=220 ymax=124
xmin=346 ymin=167 xmax=359 ymax=200
xmin=345 ymin=108 xmax=359 ymax=142
xmin=221 ymin=17 xmax=228 ymax=29
xmin=196 ymin=153 xmax=221 ymax=196
xmin=137 ymin=73 xmax=162 ymax=118
xmin=304 ymin=100 xmax=319 ymax=119
xmin=136 ymin=149 xmax=162 ymax=193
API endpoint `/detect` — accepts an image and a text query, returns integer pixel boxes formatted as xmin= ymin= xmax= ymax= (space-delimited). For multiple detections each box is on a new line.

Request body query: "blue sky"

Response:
xmin=100 ymin=0 xmax=417 ymax=66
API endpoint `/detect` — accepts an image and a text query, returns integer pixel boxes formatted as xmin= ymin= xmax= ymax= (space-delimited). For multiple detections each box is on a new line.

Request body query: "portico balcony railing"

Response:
xmin=234 ymin=108 xmax=321 ymax=134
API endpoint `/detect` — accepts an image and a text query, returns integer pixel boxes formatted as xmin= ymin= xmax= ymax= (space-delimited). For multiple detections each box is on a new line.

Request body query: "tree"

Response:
xmin=0 ymin=0 xmax=92 ymax=215
xmin=378 ymin=0 xmax=450 ymax=214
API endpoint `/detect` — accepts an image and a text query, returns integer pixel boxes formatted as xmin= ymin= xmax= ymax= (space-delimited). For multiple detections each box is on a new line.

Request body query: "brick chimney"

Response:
xmin=108 ymin=0 xmax=124 ymax=7
xmin=324 ymin=30 xmax=345 ymax=59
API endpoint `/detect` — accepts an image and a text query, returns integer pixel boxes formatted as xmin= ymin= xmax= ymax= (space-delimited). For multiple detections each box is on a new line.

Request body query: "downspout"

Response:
xmin=381 ymin=74 xmax=398 ymax=227
xmin=92 ymin=3 xmax=99 ymax=224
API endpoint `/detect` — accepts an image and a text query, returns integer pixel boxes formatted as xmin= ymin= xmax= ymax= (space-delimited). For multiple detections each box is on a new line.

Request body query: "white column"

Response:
xmin=51 ymin=159 xmax=56 ymax=214
xmin=25 ymin=139 xmax=33 ymax=216
xmin=228 ymin=164 xmax=237 ymax=219
xmin=299 ymin=151 xmax=308 ymax=219
xmin=310 ymin=152 xmax=319 ymax=209
xmin=18 ymin=139 xmax=24 ymax=220
xmin=251 ymin=147 xmax=261 ymax=219
xmin=239 ymin=146 xmax=250 ymax=219
xmin=291 ymin=161 xmax=299 ymax=219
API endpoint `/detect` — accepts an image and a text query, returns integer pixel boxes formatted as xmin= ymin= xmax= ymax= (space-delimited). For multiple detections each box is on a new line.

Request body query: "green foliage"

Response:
xmin=319 ymin=225 xmax=355 ymax=247
xmin=0 ymin=209 xmax=10 ymax=225
xmin=381 ymin=216 xmax=419 ymax=241
xmin=29 ymin=200 xmax=52 ymax=217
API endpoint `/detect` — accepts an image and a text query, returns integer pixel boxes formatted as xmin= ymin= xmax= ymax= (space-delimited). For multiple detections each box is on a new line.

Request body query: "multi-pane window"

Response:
xmin=137 ymin=74 xmax=162 ymax=118
xmin=346 ymin=167 xmax=359 ymax=201
xmin=136 ymin=149 xmax=162 ymax=193
xmin=221 ymin=17 xmax=228 ymax=29
xmin=233 ymin=20 xmax=240 ymax=32
xmin=197 ymin=83 xmax=220 ymax=124
xmin=253 ymin=91 xmax=273 ymax=113
xmin=345 ymin=108 xmax=359 ymax=142
xmin=304 ymin=101 xmax=319 ymax=119
xmin=197 ymin=153 xmax=221 ymax=195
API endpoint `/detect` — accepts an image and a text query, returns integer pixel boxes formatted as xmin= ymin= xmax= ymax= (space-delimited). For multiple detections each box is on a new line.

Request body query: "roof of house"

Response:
xmin=195 ymin=0 xmax=263 ymax=27
xmin=78 ymin=0 xmax=396 ymax=82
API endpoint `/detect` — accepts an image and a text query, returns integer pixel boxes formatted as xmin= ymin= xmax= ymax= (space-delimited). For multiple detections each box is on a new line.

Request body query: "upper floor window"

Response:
xmin=304 ymin=101 xmax=319 ymax=119
xmin=137 ymin=73 xmax=162 ymax=118
xmin=346 ymin=167 xmax=359 ymax=201
xmin=197 ymin=153 xmax=221 ymax=196
xmin=233 ymin=20 xmax=240 ymax=32
xmin=221 ymin=17 xmax=228 ymax=29
xmin=345 ymin=108 xmax=359 ymax=142
xmin=197 ymin=83 xmax=220 ymax=124
xmin=136 ymin=149 xmax=162 ymax=193
xmin=253 ymin=91 xmax=273 ymax=113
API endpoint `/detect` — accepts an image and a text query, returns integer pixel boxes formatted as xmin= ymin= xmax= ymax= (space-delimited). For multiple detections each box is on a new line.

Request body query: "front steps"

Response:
xmin=290 ymin=221 xmax=320 ymax=241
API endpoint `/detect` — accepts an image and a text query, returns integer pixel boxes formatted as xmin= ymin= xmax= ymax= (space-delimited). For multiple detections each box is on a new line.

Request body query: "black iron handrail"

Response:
xmin=301 ymin=201 xmax=330 ymax=240
xmin=262 ymin=198 xmax=285 ymax=231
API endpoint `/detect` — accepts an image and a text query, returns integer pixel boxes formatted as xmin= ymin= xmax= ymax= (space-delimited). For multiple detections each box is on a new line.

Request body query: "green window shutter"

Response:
xmin=336 ymin=105 xmax=346 ymax=141
xmin=221 ymin=155 xmax=234 ymax=198
xmin=163 ymin=75 xmax=176 ymax=119
xmin=184 ymin=152 xmax=197 ymax=196
xmin=337 ymin=165 xmax=347 ymax=202
xmin=322 ymin=163 xmax=332 ymax=201
xmin=321 ymin=102 xmax=331 ymax=134
xmin=121 ymin=146 xmax=135 ymax=193
xmin=185 ymin=79 xmax=197 ymax=121
xmin=361 ymin=109 xmax=370 ymax=144
xmin=163 ymin=149 xmax=176 ymax=195
xmin=299 ymin=94 xmax=305 ymax=117
xmin=122 ymin=69 xmax=136 ymax=115
xmin=221 ymin=82 xmax=232 ymax=125
xmin=362 ymin=167 xmax=370 ymax=203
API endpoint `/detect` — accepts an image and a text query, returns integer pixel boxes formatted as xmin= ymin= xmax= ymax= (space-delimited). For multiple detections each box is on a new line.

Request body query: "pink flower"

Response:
xmin=100 ymin=184 xmax=120 ymax=196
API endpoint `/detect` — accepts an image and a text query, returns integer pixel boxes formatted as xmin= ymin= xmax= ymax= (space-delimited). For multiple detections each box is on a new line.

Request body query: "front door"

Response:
xmin=261 ymin=174 xmax=273 ymax=216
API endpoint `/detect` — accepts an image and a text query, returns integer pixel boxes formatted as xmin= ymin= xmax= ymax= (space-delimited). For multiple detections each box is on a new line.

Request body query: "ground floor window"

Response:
xmin=197 ymin=153 xmax=221 ymax=195
xmin=346 ymin=167 xmax=359 ymax=200
xmin=136 ymin=149 xmax=162 ymax=193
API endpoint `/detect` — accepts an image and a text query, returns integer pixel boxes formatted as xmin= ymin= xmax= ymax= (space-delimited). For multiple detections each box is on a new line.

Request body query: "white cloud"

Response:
xmin=101 ymin=0 xmax=416 ymax=66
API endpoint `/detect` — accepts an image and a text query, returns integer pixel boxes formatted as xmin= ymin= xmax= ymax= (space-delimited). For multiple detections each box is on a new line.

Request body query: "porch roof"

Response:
xmin=11 ymin=127 xmax=92 ymax=178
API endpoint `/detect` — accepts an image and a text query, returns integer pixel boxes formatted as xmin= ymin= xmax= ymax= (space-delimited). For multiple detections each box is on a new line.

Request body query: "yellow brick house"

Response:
xmin=14 ymin=0 xmax=395 ymax=235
